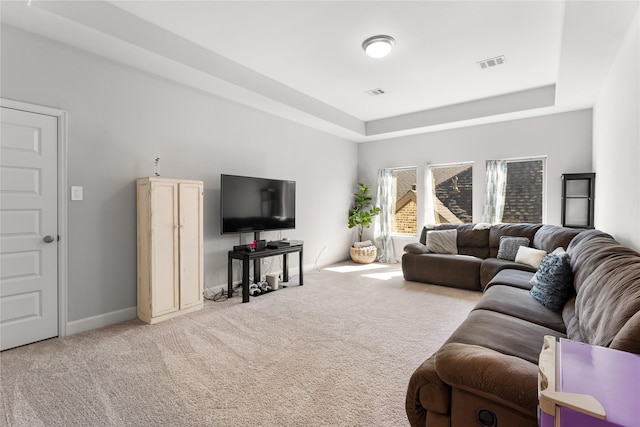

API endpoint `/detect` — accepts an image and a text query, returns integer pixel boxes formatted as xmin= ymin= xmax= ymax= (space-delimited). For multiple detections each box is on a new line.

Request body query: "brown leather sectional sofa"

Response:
xmin=403 ymin=223 xmax=640 ymax=427
xmin=402 ymin=223 xmax=581 ymax=291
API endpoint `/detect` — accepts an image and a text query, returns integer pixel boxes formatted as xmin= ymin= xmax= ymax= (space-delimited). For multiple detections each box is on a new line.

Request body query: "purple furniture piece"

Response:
xmin=538 ymin=336 xmax=640 ymax=427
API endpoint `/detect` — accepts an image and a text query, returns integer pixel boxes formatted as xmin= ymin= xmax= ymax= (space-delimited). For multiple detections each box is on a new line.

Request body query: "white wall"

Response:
xmin=1 ymin=26 xmax=357 ymax=330
xmin=358 ymin=109 xmax=593 ymax=231
xmin=593 ymin=10 xmax=640 ymax=251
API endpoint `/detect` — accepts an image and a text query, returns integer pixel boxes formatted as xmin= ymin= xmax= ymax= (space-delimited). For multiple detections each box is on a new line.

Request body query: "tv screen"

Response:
xmin=220 ymin=174 xmax=296 ymax=234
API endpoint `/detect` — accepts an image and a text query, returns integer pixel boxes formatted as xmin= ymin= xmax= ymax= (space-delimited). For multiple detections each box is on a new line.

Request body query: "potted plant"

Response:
xmin=348 ymin=183 xmax=380 ymax=263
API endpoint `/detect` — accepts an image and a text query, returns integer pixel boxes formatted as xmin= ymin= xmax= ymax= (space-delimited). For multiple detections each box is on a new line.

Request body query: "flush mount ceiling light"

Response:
xmin=362 ymin=35 xmax=395 ymax=58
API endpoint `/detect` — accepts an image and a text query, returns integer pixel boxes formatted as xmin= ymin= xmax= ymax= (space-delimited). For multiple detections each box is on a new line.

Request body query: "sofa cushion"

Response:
xmin=533 ymin=224 xmax=583 ymax=253
xmin=485 ymin=269 xmax=536 ymax=291
xmin=444 ymin=309 xmax=566 ymax=364
xmin=426 ymin=229 xmax=458 ymax=254
xmin=562 ymin=298 xmax=584 ymax=343
xmin=566 ymin=229 xmax=617 ymax=293
xmin=529 ymin=249 xmax=574 ymax=312
xmin=515 ymin=246 xmax=546 ymax=268
xmin=476 ymin=285 xmax=566 ymax=332
xmin=402 ymin=253 xmax=482 ymax=291
xmin=497 ymin=236 xmax=530 ymax=261
xmin=456 ymin=225 xmax=490 ymax=258
xmin=480 ymin=258 xmax=537 ymax=288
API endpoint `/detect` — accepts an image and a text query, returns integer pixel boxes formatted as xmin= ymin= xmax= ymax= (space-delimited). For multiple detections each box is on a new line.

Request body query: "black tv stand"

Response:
xmin=227 ymin=243 xmax=303 ymax=303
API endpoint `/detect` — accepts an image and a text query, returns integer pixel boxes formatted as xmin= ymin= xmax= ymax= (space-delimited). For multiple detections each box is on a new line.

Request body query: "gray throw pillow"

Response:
xmin=497 ymin=236 xmax=530 ymax=261
xmin=426 ymin=229 xmax=458 ymax=255
xmin=529 ymin=249 xmax=574 ymax=312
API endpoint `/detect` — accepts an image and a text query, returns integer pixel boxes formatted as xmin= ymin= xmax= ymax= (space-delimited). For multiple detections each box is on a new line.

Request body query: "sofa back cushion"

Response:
xmin=420 ymin=224 xmax=489 ymax=258
xmin=562 ymin=298 xmax=584 ymax=342
xmin=566 ymin=230 xmax=617 ymax=293
xmin=567 ymin=230 xmax=640 ymax=353
xmin=489 ymin=224 xmax=541 ymax=258
xmin=533 ymin=224 xmax=583 ymax=253
xmin=458 ymin=225 xmax=490 ymax=258
xmin=611 ymin=312 xmax=640 ymax=354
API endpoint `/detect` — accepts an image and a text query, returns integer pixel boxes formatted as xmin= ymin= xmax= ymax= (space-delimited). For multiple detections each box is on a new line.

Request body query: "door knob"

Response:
xmin=43 ymin=235 xmax=55 ymax=243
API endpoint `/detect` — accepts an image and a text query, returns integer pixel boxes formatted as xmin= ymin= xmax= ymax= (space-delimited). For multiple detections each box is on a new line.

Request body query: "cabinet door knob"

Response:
xmin=43 ymin=235 xmax=55 ymax=243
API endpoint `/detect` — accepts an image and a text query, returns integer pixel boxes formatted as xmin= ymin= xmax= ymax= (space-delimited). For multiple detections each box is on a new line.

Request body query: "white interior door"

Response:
xmin=1 ymin=107 xmax=58 ymax=351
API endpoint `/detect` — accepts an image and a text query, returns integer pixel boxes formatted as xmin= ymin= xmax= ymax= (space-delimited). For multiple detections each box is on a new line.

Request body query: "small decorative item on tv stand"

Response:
xmin=347 ymin=182 xmax=380 ymax=264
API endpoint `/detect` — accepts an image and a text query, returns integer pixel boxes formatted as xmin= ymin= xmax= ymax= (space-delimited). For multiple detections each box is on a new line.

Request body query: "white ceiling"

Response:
xmin=110 ymin=0 xmax=564 ymax=121
xmin=1 ymin=1 xmax=639 ymax=142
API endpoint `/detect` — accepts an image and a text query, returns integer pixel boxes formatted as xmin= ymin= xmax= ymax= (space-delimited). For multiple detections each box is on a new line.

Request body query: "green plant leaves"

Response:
xmin=347 ymin=183 xmax=380 ymax=241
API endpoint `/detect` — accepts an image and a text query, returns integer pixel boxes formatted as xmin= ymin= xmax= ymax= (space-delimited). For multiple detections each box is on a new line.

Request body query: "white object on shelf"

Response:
xmin=266 ymin=273 xmax=279 ymax=290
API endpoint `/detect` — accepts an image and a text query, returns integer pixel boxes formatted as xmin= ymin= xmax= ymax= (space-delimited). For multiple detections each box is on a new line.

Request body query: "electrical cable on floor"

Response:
xmin=204 ymin=284 xmax=243 ymax=302
xmin=315 ymin=246 xmax=327 ymax=270
xmin=264 ymin=257 xmax=274 ymax=277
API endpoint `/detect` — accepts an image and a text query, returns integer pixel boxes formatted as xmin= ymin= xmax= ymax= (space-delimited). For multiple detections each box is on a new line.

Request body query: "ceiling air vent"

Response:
xmin=365 ymin=88 xmax=386 ymax=96
xmin=477 ymin=55 xmax=506 ymax=69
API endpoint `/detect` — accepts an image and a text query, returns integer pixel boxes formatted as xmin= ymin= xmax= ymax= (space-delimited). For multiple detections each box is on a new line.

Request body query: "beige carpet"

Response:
xmin=0 ymin=262 xmax=480 ymax=427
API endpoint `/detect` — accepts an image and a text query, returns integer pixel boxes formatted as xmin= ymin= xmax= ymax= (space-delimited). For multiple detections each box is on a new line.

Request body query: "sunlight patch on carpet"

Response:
xmin=362 ymin=270 xmax=404 ymax=281
xmin=324 ymin=263 xmax=387 ymax=273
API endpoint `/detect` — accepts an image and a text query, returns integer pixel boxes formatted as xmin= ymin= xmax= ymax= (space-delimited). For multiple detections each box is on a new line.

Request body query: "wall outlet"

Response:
xmin=70 ymin=186 xmax=83 ymax=201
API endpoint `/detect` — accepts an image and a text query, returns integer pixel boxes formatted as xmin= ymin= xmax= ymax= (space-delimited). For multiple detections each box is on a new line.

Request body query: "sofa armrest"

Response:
xmin=406 ymin=356 xmax=452 ymax=427
xmin=404 ymin=242 xmax=429 ymax=254
xmin=434 ymin=342 xmax=539 ymax=415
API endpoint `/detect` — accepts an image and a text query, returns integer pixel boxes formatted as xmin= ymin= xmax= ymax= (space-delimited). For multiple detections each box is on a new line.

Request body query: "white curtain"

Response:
xmin=482 ymin=160 xmax=508 ymax=223
xmin=423 ymin=165 xmax=436 ymax=225
xmin=374 ymin=169 xmax=397 ymax=263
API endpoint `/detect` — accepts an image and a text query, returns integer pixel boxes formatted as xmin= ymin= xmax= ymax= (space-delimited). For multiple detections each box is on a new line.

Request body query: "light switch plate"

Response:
xmin=71 ymin=186 xmax=83 ymax=201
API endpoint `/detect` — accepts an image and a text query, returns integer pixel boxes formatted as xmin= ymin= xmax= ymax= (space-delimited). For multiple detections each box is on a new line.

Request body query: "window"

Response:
xmin=502 ymin=159 xmax=544 ymax=223
xmin=429 ymin=163 xmax=473 ymax=224
xmin=484 ymin=157 xmax=545 ymax=224
xmin=390 ymin=167 xmax=417 ymax=234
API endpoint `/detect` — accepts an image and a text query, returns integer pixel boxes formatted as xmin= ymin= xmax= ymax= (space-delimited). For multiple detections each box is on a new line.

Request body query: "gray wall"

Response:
xmin=357 ymin=109 xmax=593 ymax=230
xmin=593 ymin=10 xmax=640 ymax=251
xmin=1 ymin=26 xmax=357 ymax=330
xmin=3 ymin=11 xmax=638 ymax=334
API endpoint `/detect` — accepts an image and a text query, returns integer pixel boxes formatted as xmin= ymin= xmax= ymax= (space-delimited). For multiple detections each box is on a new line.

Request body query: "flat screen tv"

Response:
xmin=220 ymin=174 xmax=296 ymax=235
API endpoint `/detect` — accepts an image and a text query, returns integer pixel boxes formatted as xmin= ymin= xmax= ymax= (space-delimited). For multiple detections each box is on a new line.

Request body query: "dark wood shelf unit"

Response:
xmin=561 ymin=173 xmax=595 ymax=229
xmin=228 ymin=244 xmax=303 ymax=303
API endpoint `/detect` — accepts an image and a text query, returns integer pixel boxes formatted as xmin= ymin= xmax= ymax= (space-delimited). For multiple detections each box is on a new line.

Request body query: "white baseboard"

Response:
xmin=65 ymin=306 xmax=137 ymax=336
xmin=66 ymin=257 xmax=363 ymax=336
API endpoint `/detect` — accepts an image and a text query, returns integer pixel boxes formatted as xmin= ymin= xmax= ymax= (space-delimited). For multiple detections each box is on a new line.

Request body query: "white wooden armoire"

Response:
xmin=136 ymin=177 xmax=203 ymax=324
